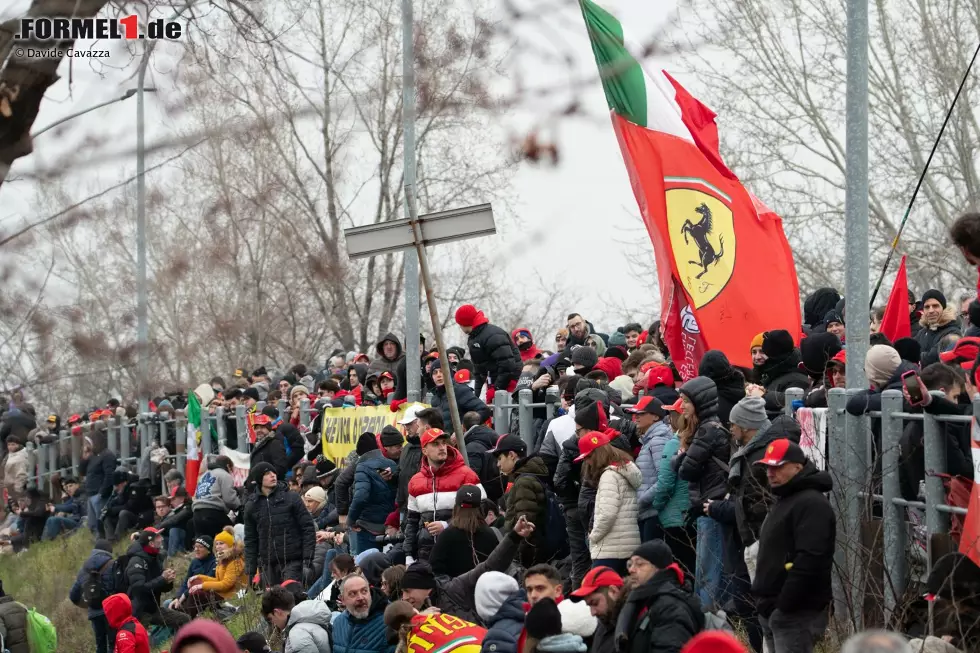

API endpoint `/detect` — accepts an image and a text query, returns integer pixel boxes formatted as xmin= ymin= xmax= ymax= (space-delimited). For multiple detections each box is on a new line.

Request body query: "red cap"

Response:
xmin=420 ymin=428 xmax=450 ymax=448
xmin=574 ymin=430 xmax=614 ymax=462
xmin=828 ymin=349 xmax=846 ymax=366
xmin=940 ymin=336 xmax=980 ymax=363
xmin=142 ymin=527 xmax=163 ymax=535
xmin=252 ymin=414 xmax=272 ymax=426
xmin=454 ymin=368 xmax=472 ymax=384
xmin=569 ymin=566 xmax=624 ymax=598
xmin=664 ymin=398 xmax=684 ymax=412
xmin=624 ymin=396 xmax=667 ymax=417
xmin=755 ymin=438 xmax=807 ymax=467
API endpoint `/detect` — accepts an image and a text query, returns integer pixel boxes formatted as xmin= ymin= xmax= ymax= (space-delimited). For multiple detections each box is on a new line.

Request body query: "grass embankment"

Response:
xmin=0 ymin=531 xmax=270 ymax=653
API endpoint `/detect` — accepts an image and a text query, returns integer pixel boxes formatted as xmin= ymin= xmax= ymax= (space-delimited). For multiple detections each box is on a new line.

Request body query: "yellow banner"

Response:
xmin=318 ymin=405 xmax=423 ymax=468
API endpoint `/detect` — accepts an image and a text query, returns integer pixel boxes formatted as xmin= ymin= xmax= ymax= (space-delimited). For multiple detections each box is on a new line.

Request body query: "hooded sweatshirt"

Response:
xmin=103 ymin=593 xmax=150 ymax=653
xmin=512 ymin=328 xmax=542 ymax=362
xmin=476 ymin=572 xmax=524 ymax=653
xmin=284 ymin=600 xmax=334 ymax=653
xmin=172 ymin=618 xmax=240 ymax=653
xmin=369 ymin=333 xmax=405 ymax=377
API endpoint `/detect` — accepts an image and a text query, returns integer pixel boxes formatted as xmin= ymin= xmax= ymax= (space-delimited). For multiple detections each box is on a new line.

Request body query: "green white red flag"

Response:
xmin=580 ymin=0 xmax=801 ymax=374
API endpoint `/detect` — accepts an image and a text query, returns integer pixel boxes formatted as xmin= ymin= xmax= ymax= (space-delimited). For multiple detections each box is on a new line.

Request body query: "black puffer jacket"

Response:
xmin=697 ymin=351 xmax=745 ymax=429
xmin=243 ymin=482 xmax=317 ymax=577
xmin=467 ymin=321 xmax=523 ymax=394
xmin=752 ymin=463 xmax=835 ymax=618
xmin=676 ymin=376 xmax=731 ymax=510
xmin=760 ymin=350 xmax=810 ymax=396
xmin=250 ymin=434 xmax=290 ymax=480
xmin=82 ymin=440 xmax=118 ymax=500
xmin=125 ymin=540 xmax=172 ymax=619
xmin=615 ymin=564 xmax=704 ymax=653
xmin=463 ymin=424 xmax=505 ymax=504
xmin=430 ymin=382 xmax=491 ymax=435
xmin=708 ymin=415 xmax=801 ymax=546
xmin=396 ymin=435 xmax=422 ymax=514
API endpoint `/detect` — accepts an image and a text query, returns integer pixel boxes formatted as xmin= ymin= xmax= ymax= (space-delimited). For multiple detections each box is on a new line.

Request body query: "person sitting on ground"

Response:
xmin=180 ymin=527 xmax=246 ymax=620
xmin=170 ymin=536 xmax=217 ymax=616
xmin=41 ymin=475 xmax=85 ymax=541
xmin=125 ymin=527 xmax=191 ymax=630
xmin=261 ymin=584 xmax=333 ymax=653
xmin=157 ymin=487 xmax=194 ymax=555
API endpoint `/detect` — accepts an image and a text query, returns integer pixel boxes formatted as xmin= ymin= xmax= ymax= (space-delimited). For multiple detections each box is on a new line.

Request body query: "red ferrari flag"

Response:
xmin=581 ymin=0 xmax=801 ymax=374
xmin=879 ymin=255 xmax=912 ymax=342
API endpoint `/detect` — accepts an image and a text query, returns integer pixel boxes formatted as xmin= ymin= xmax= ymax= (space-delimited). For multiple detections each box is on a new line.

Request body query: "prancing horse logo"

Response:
xmin=682 ymin=203 xmax=725 ymax=280
xmin=666 ymin=186 xmax=736 ymax=309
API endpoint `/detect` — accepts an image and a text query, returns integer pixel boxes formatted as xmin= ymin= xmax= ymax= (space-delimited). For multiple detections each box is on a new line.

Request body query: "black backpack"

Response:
xmin=111 ymin=554 xmax=133 ymax=595
xmin=81 ymin=558 xmax=115 ymax=609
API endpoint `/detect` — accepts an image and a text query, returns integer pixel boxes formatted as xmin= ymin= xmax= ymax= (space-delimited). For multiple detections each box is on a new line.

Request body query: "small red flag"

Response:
xmin=879 ymin=255 xmax=911 ymax=342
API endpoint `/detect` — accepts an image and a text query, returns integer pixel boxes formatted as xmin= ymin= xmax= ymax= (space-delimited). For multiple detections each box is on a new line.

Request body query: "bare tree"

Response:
xmin=680 ymin=0 xmax=980 ymax=296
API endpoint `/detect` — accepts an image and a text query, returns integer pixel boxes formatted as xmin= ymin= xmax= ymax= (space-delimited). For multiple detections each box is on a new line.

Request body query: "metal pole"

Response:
xmin=136 ymin=40 xmax=150 ymax=415
xmin=844 ymin=0 xmax=869 ymax=391
xmin=402 ymin=0 xmax=421 ymax=403
xmin=32 ymin=89 xmax=138 ymax=137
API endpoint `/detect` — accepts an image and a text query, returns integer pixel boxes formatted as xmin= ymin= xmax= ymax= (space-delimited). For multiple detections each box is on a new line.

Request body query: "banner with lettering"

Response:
xmin=319 ymin=405 xmax=424 ymax=468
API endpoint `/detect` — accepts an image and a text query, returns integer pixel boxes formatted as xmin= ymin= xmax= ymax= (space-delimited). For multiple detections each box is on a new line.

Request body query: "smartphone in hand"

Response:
xmin=902 ymin=370 xmax=926 ymax=406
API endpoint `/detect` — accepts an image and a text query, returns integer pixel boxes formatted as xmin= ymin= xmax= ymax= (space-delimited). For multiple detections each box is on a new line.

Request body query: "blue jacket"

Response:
xmin=480 ymin=592 xmax=525 ymax=653
xmin=651 ymin=436 xmax=689 ymax=529
xmin=52 ymin=492 xmax=87 ymax=519
xmin=346 ymin=450 xmax=397 ymax=527
xmin=636 ymin=421 xmax=673 ymax=520
xmin=69 ymin=548 xmax=114 ymax=619
xmin=332 ymin=589 xmax=393 ymax=653
xmin=177 ymin=554 xmax=216 ymax=598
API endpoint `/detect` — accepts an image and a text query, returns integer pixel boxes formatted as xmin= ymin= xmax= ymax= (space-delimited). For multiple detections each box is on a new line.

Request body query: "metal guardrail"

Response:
xmin=25 ymin=388 xmax=562 ymax=494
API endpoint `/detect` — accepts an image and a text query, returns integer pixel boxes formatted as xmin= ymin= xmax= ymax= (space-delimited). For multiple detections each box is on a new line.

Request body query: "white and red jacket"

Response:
xmin=404 ymin=447 xmax=485 ymax=560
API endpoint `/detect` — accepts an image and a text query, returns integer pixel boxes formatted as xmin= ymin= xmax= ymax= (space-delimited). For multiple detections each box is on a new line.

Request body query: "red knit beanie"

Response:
xmin=455 ymin=304 xmax=479 ymax=327
xmin=681 ymin=632 xmax=746 ymax=653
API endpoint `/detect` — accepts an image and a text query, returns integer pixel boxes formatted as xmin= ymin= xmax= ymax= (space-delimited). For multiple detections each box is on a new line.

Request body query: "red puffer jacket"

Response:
xmin=404 ymin=447 xmax=485 ymax=559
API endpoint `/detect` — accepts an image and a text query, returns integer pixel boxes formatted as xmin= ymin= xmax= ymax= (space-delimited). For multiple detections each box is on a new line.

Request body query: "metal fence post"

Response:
xmin=107 ymin=421 xmax=119 ymax=454
xmin=175 ymin=413 xmax=187 ymax=477
xmin=784 ymin=387 xmax=804 ymax=416
xmin=300 ymin=398 xmax=311 ymax=430
xmin=201 ymin=414 xmax=213 ymax=459
xmin=236 ymin=405 xmax=248 ymax=454
xmin=545 ymin=386 xmax=559 ymax=422
xmin=844 ymin=387 xmax=869 ymax=630
xmin=277 ymin=399 xmax=288 ymax=419
xmin=47 ymin=444 xmax=58 ymax=496
xmin=518 ymin=389 xmax=534 ymax=449
xmin=118 ymin=416 xmax=130 ymax=468
xmin=69 ymin=429 xmax=80 ymax=478
xmin=879 ymin=389 xmax=906 ymax=622
xmin=493 ymin=392 xmax=508 ymax=435
xmin=35 ymin=443 xmax=47 ymax=496
xmin=215 ymin=407 xmax=227 ymax=449
xmin=923 ymin=392 xmax=950 ymax=562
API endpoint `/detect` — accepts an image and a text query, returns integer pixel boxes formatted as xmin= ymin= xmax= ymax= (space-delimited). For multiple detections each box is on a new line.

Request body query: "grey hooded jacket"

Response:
xmin=285 ymin=600 xmax=333 ymax=653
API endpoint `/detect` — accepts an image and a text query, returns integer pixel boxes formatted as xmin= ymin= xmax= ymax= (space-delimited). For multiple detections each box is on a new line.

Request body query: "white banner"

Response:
xmin=795 ymin=407 xmax=827 ymax=470
xmin=218 ymin=446 xmax=252 ymax=487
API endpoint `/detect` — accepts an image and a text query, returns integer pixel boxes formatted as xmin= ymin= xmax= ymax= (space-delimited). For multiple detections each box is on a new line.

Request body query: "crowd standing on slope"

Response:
xmin=6 ymin=216 xmax=980 ymax=653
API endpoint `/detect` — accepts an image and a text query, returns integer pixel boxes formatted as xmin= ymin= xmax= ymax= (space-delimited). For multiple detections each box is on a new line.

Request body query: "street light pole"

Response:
xmin=32 ymin=89 xmax=140 ymax=138
xmin=402 ymin=0 xmax=421 ymax=403
xmin=136 ymin=40 xmax=151 ymax=414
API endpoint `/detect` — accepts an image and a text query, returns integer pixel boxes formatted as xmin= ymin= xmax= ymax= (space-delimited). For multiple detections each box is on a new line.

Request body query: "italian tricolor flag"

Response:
xmin=185 ymin=390 xmax=203 ymax=495
xmin=581 ymin=0 xmax=801 ymax=374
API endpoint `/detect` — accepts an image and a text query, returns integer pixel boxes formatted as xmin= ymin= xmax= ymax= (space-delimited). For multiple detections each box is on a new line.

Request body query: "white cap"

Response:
xmin=398 ymin=403 xmax=425 ymax=425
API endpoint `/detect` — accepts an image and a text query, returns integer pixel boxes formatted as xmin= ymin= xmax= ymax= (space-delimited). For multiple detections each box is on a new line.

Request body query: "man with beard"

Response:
xmin=569 ymin=567 xmax=628 ymax=653
xmin=332 ymin=575 xmax=394 ymax=653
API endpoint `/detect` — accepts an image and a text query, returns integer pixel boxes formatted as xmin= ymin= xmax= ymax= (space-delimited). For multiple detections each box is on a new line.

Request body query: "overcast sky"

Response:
xmin=1 ymin=0 xmax=684 ymax=337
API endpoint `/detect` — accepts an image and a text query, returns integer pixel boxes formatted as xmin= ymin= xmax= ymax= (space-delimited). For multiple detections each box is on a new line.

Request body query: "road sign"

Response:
xmin=343 ymin=203 xmax=495 ymax=259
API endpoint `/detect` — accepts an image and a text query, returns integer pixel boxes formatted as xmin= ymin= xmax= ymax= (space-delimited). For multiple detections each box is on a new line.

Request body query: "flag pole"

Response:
xmin=869 ymin=40 xmax=980 ymax=307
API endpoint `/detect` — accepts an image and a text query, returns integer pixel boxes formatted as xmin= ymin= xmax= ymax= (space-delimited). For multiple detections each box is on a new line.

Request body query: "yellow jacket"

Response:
xmin=198 ymin=553 xmax=246 ymax=599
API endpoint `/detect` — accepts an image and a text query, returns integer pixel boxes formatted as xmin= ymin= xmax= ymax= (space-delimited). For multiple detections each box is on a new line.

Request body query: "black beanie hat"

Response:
xmin=697 ymin=350 xmax=735 ymax=381
xmin=237 ymin=631 xmax=272 ymax=653
xmin=893 ymin=337 xmax=922 ymax=364
xmin=922 ymin=289 xmax=947 ymax=309
xmin=356 ymin=432 xmax=380 ymax=455
xmin=762 ymin=329 xmax=795 ymax=359
xmin=401 ymin=562 xmax=437 ymax=590
xmin=379 ymin=426 xmax=404 ymax=448
xmin=525 ymin=598 xmax=563 ymax=640
xmin=799 ymin=332 xmax=843 ymax=376
xmin=573 ymin=389 xmax=609 ymax=430
xmin=94 ymin=539 xmax=113 ymax=553
xmin=570 ymin=346 xmax=599 ymax=371
xmin=632 ymin=539 xmax=674 ymax=568
xmin=250 ymin=462 xmax=276 ymax=485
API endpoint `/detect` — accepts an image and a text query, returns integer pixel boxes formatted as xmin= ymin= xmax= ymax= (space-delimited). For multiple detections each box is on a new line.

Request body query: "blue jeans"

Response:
xmin=42 ymin=516 xmax=79 ymax=541
xmin=167 ymin=528 xmax=186 ymax=556
xmin=352 ymin=530 xmax=378 ymax=557
xmin=87 ymin=495 xmax=103 ymax=534
xmin=695 ymin=515 xmax=728 ymax=612
xmin=308 ymin=549 xmax=340 ymax=599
